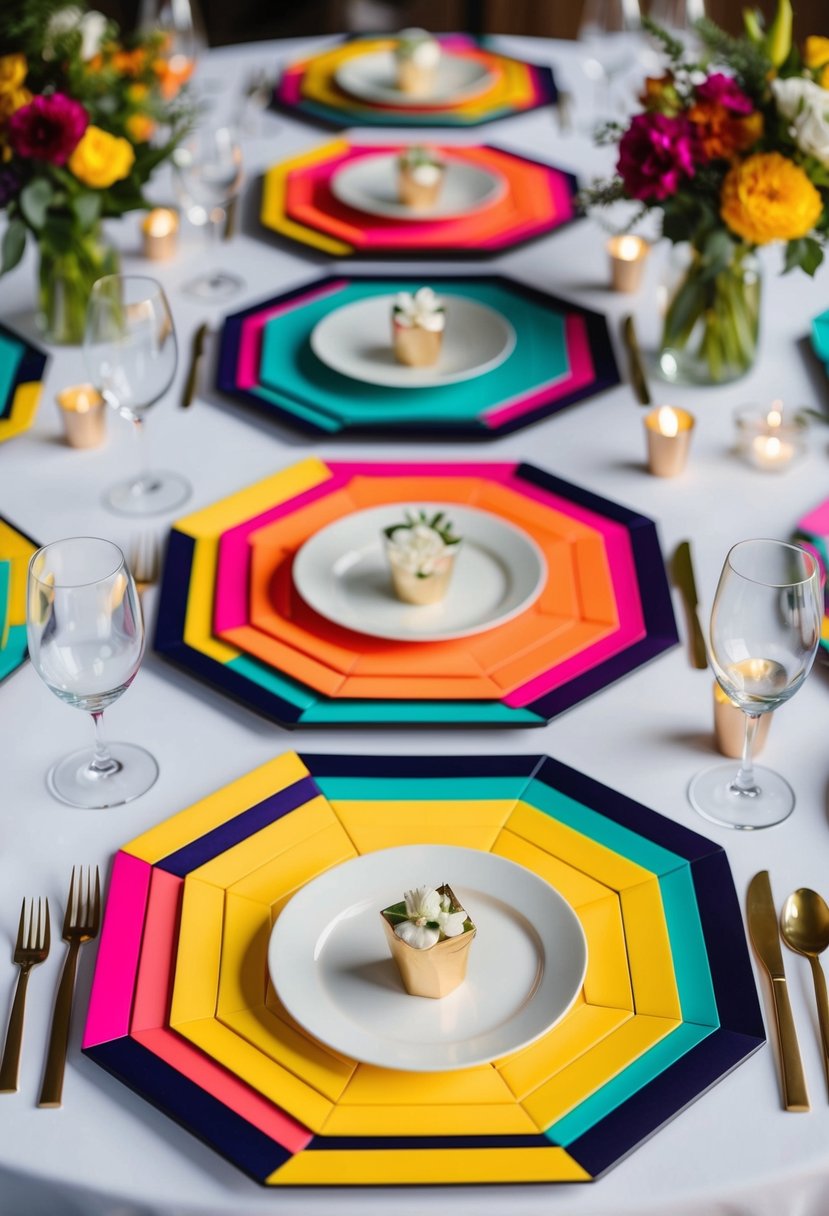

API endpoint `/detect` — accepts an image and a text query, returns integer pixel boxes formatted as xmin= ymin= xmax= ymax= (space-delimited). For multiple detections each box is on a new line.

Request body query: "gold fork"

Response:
xmin=38 ymin=867 xmax=100 ymax=1108
xmin=0 ymin=898 xmax=50 ymax=1092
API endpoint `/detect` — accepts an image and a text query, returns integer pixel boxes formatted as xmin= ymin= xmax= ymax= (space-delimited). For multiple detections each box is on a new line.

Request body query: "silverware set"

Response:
xmin=0 ymin=867 xmax=100 ymax=1106
xmin=748 ymin=870 xmax=829 ymax=1112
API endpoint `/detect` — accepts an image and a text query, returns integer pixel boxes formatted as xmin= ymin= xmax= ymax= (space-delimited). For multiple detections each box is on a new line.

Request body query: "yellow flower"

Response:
xmin=126 ymin=113 xmax=155 ymax=142
xmin=0 ymin=87 xmax=31 ymax=123
xmin=0 ymin=54 xmax=27 ymax=93
xmin=820 ymin=64 xmax=829 ymax=91
xmin=127 ymin=83 xmax=149 ymax=103
xmin=68 ymin=125 xmax=135 ymax=189
xmin=721 ymin=152 xmax=823 ymax=244
xmin=804 ymin=36 xmax=829 ymax=69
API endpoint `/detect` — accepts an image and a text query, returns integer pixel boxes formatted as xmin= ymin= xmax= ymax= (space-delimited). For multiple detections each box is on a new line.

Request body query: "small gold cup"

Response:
xmin=387 ymin=545 xmax=458 ymax=604
xmin=56 ymin=385 xmax=106 ymax=449
xmin=713 ymin=682 xmax=772 ymax=759
xmin=392 ymin=321 xmax=443 ymax=367
xmin=644 ymin=405 xmax=695 ymax=477
xmin=382 ymin=885 xmax=475 ymax=999
xmin=142 ymin=208 xmax=179 ymax=261
xmin=607 ymin=235 xmax=649 ymax=293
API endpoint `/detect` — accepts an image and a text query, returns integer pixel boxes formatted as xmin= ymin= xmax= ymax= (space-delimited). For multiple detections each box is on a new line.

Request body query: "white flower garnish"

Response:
xmin=392 ymin=288 xmax=446 ymax=332
xmin=392 ymin=886 xmax=468 ymax=949
xmin=396 ymin=28 xmax=441 ymax=68
xmin=386 ymin=523 xmax=453 ymax=576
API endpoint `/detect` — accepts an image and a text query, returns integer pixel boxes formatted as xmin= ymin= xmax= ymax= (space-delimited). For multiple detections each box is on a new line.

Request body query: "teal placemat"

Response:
xmin=0 ymin=332 xmax=24 ymax=419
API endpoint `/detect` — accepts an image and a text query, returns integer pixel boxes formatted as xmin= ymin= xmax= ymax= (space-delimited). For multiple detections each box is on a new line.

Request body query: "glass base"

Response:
xmin=46 ymin=743 xmax=159 ymax=809
xmin=103 ymin=471 xmax=191 ymax=517
xmin=688 ymin=762 xmax=795 ymax=830
xmin=182 ymin=270 xmax=244 ymax=301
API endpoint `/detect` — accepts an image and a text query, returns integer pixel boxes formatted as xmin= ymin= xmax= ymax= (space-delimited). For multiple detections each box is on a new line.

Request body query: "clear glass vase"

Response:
xmin=658 ymin=242 xmax=761 ymax=386
xmin=37 ymin=225 xmax=119 ymax=345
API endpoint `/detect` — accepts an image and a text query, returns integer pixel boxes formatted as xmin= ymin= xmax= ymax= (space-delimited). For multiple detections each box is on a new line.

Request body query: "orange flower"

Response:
xmin=154 ymin=54 xmax=193 ymax=100
xmin=126 ymin=113 xmax=155 ymax=142
xmin=113 ymin=47 xmax=147 ymax=77
xmin=721 ymin=152 xmax=823 ymax=244
xmin=689 ymin=101 xmax=763 ymax=161
xmin=640 ymin=73 xmax=681 ymax=115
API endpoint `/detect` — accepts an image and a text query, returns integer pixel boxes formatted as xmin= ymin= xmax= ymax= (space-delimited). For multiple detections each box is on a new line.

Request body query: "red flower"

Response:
xmin=695 ymin=73 xmax=755 ymax=115
xmin=617 ymin=112 xmax=696 ymax=202
xmin=7 ymin=93 xmax=88 ymax=165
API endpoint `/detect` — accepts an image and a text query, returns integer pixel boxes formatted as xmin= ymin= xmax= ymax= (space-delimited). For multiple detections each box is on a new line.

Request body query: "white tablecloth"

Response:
xmin=2 ymin=32 xmax=829 ymax=1216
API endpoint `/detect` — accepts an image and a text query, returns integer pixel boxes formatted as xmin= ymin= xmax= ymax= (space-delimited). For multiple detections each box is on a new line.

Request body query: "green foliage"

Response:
xmin=784 ymin=236 xmax=824 ymax=275
xmin=0 ymin=221 xmax=27 ymax=274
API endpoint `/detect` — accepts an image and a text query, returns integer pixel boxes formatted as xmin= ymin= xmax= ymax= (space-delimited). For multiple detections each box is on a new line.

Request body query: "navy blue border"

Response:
xmin=0 ymin=322 xmax=48 ymax=421
xmin=214 ymin=274 xmax=619 ymax=441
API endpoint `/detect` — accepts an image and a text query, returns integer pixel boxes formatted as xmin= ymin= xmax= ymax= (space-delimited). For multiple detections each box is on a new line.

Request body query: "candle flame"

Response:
xmin=657 ymin=406 xmax=679 ymax=437
xmin=766 ymin=405 xmax=783 ymax=428
xmin=765 ymin=436 xmax=782 ymax=458
xmin=617 ymin=235 xmax=643 ymax=261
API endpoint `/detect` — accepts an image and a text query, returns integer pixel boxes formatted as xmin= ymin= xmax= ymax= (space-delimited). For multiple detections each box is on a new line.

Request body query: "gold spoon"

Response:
xmin=781 ymin=888 xmax=829 ymax=1092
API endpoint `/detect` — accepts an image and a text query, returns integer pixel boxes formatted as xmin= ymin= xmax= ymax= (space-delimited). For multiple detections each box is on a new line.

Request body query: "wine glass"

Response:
xmin=688 ymin=538 xmax=821 ymax=830
xmin=173 ymin=125 xmax=244 ymax=301
xmin=84 ymin=275 xmax=190 ymax=517
xmin=27 ymin=538 xmax=158 ymax=809
xmin=647 ymin=0 xmax=706 ymax=35
xmin=137 ymin=0 xmax=207 ymax=95
xmin=577 ymin=0 xmax=643 ymax=118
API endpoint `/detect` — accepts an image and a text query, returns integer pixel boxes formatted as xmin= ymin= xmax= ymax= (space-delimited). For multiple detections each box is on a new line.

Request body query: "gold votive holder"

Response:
xmin=381 ymin=887 xmax=475 ymax=999
xmin=55 ymin=385 xmax=106 ymax=449
xmin=387 ymin=546 xmax=458 ymax=605
xmin=141 ymin=207 xmax=179 ymax=261
xmin=607 ymin=235 xmax=650 ymax=293
xmin=396 ymin=59 xmax=438 ymax=96
xmin=644 ymin=405 xmax=695 ymax=477
xmin=713 ymin=682 xmax=772 ymax=759
xmin=733 ymin=404 xmax=808 ymax=473
xmin=392 ymin=321 xmax=443 ymax=367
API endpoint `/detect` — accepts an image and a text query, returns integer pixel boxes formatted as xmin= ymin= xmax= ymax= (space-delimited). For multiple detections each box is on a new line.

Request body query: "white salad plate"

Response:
xmin=309 ymin=294 xmax=516 ymax=389
xmin=268 ymin=844 xmax=588 ymax=1072
xmin=291 ymin=502 xmax=547 ymax=643
xmin=334 ymin=50 xmax=497 ymax=107
xmin=330 ymin=153 xmax=506 ymax=220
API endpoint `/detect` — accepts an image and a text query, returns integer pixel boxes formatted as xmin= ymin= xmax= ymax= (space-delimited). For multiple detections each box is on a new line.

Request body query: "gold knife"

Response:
xmin=747 ymin=870 xmax=810 ymax=1111
xmin=670 ymin=540 xmax=708 ymax=670
xmin=223 ymin=196 xmax=237 ymax=241
xmin=181 ymin=321 xmax=209 ymax=409
xmin=621 ymin=314 xmax=652 ymax=406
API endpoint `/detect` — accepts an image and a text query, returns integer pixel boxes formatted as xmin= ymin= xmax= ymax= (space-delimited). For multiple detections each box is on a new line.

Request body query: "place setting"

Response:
xmin=216 ymin=275 xmax=618 ymax=437
xmin=271 ymin=29 xmax=559 ymax=128
xmin=82 ymin=747 xmax=764 ymax=1186
xmin=260 ymin=139 xmax=580 ymax=257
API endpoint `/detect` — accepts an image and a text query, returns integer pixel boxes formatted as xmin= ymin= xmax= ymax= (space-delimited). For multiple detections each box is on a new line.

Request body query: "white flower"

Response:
xmin=403 ymin=886 xmax=441 ymax=922
xmin=772 ymin=76 xmax=829 ymax=168
xmin=44 ymin=7 xmax=107 ymax=60
xmin=386 ymin=523 xmax=453 ymax=576
xmin=436 ymin=890 xmax=467 ymax=937
xmin=396 ymin=29 xmax=441 ymax=68
xmin=392 ymin=288 xmax=446 ymax=333
xmin=394 ymin=920 xmax=440 ymax=950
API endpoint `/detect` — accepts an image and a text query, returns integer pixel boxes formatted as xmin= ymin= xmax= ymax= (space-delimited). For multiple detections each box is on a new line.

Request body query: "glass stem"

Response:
xmin=732 ymin=712 xmax=761 ymax=796
xmin=132 ymin=415 xmax=156 ymax=496
xmin=88 ymin=711 xmax=119 ymax=778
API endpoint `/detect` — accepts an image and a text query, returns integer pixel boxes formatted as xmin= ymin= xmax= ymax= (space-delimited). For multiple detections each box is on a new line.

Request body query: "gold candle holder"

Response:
xmin=713 ymin=682 xmax=772 ymax=759
xmin=381 ymin=884 xmax=475 ymax=999
xmin=55 ymin=385 xmax=106 ymax=449
xmin=644 ymin=405 xmax=695 ymax=477
xmin=141 ymin=207 xmax=179 ymax=261
xmin=607 ymin=235 xmax=650 ymax=293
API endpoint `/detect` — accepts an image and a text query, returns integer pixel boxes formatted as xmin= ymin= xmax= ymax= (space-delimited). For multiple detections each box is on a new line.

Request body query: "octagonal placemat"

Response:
xmin=0 ymin=515 xmax=38 ymax=684
xmin=83 ymin=752 xmax=763 ymax=1187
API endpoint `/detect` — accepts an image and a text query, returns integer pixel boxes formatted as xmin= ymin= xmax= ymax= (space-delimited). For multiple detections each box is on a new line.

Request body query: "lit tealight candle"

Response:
xmin=141 ymin=207 xmax=179 ymax=261
xmin=713 ymin=682 xmax=772 ymax=759
xmin=644 ymin=405 xmax=695 ymax=477
xmin=607 ymin=234 xmax=649 ymax=293
xmin=734 ymin=401 xmax=808 ymax=472
xmin=55 ymin=384 xmax=106 ymax=449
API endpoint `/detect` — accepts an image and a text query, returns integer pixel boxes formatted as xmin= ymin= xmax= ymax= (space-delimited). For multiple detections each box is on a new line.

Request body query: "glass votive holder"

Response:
xmin=713 ymin=682 xmax=772 ymax=759
xmin=55 ymin=385 xmax=106 ymax=448
xmin=141 ymin=208 xmax=179 ymax=261
xmin=734 ymin=404 xmax=808 ymax=473
xmin=644 ymin=405 xmax=695 ymax=477
xmin=607 ymin=235 xmax=650 ymax=293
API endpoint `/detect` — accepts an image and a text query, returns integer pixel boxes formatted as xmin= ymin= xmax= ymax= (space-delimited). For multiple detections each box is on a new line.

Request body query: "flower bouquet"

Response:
xmin=585 ymin=1 xmax=829 ymax=384
xmin=0 ymin=0 xmax=191 ymax=343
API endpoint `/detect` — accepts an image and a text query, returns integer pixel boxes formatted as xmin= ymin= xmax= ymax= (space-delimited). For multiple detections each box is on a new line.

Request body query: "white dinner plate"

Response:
xmin=330 ymin=153 xmax=506 ymax=220
xmin=309 ymin=294 xmax=516 ymax=389
xmin=291 ymin=502 xmax=547 ymax=643
xmin=335 ymin=50 xmax=497 ymax=107
xmin=269 ymin=845 xmax=588 ymax=1072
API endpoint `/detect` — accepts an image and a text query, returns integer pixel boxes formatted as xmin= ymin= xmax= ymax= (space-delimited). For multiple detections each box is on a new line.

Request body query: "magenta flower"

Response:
xmin=8 ymin=93 xmax=88 ymax=165
xmin=617 ymin=112 xmax=696 ymax=202
xmin=695 ymin=73 xmax=754 ymax=115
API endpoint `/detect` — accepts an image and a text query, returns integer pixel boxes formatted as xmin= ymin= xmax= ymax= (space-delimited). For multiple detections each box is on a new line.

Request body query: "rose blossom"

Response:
xmin=772 ymin=76 xmax=829 ymax=168
xmin=617 ymin=112 xmax=696 ymax=202
xmin=695 ymin=73 xmax=754 ymax=115
xmin=7 ymin=93 xmax=88 ymax=165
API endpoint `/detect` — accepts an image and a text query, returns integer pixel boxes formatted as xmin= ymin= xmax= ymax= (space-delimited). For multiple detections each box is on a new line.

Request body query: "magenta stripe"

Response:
xmin=236 ymin=281 xmax=347 ymax=387
xmin=483 ymin=314 xmax=594 ymax=427
xmin=82 ymin=852 xmax=151 ymax=1048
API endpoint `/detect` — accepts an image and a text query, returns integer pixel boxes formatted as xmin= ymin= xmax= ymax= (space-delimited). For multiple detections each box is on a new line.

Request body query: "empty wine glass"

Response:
xmin=27 ymin=538 xmax=158 ymax=809
xmin=138 ymin=0 xmax=206 ymax=94
xmin=647 ymin=0 xmax=706 ymax=35
xmin=84 ymin=275 xmax=189 ymax=517
xmin=688 ymin=538 xmax=821 ymax=830
xmin=578 ymin=0 xmax=643 ymax=118
xmin=173 ymin=125 xmax=244 ymax=301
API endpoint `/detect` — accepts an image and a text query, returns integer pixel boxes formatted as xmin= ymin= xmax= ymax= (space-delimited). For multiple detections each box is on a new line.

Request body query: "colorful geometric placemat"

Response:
xmin=83 ymin=751 xmax=764 ymax=1187
xmin=0 ymin=322 xmax=48 ymax=442
xmin=154 ymin=459 xmax=678 ymax=727
xmin=271 ymin=34 xmax=557 ymax=129
xmin=794 ymin=495 xmax=829 ymax=650
xmin=216 ymin=275 xmax=619 ymax=439
xmin=260 ymin=141 xmax=579 ymax=258
xmin=0 ymin=515 xmax=38 ymax=684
